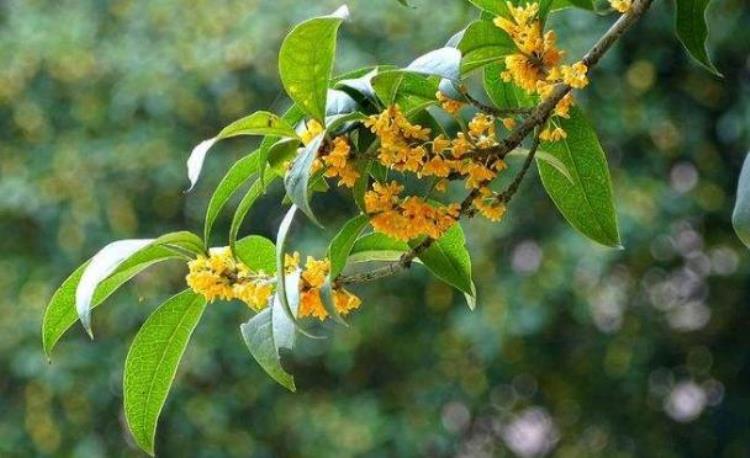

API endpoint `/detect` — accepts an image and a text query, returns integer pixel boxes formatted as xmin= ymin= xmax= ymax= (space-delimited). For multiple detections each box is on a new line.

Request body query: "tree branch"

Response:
xmin=337 ymin=0 xmax=654 ymax=287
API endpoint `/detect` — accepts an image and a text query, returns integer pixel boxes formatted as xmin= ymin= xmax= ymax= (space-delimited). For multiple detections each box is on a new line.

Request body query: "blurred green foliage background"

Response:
xmin=1 ymin=0 xmax=749 ymax=456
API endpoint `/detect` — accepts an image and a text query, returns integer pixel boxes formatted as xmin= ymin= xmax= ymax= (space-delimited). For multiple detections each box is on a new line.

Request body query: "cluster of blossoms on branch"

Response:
xmin=187 ymin=248 xmax=361 ymax=319
xmin=46 ymin=0 xmax=729 ymax=452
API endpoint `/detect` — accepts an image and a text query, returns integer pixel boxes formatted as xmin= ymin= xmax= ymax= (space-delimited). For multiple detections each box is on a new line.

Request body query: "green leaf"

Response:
xmin=234 ymin=235 xmax=277 ymax=274
xmin=284 ymin=134 xmax=325 ymax=226
xmin=413 ymin=224 xmax=474 ymax=297
xmin=675 ymin=0 xmax=721 ymax=76
xmin=328 ymin=214 xmax=371 ymax=279
xmin=240 ymin=300 xmax=296 ymax=392
xmin=273 ymin=205 xmax=320 ymax=339
xmin=42 ymin=245 xmax=183 ymax=358
xmin=457 ymin=20 xmax=516 ymax=74
xmin=278 ymin=7 xmax=348 ymax=123
xmin=349 ymin=232 xmax=409 ymax=263
xmin=352 ymin=161 xmax=372 ymax=213
xmin=537 ymin=107 xmax=621 ymax=247
xmin=467 ymin=0 xmax=512 ymax=17
xmin=551 ymin=0 xmax=594 ymax=11
xmin=218 ymin=111 xmax=298 ymax=140
xmin=229 ymin=179 xmax=264 ymax=253
xmin=484 ymin=62 xmax=535 ymax=109
xmin=123 ymin=290 xmax=207 ymax=456
xmin=507 ymin=147 xmax=574 ymax=183
xmin=187 ymin=112 xmax=297 ymax=191
xmin=259 ymin=105 xmax=306 ymax=186
xmin=203 ymin=152 xmax=259 ymax=244
xmin=371 ymin=71 xmax=440 ymax=115
xmin=732 ymin=153 xmax=750 ymax=248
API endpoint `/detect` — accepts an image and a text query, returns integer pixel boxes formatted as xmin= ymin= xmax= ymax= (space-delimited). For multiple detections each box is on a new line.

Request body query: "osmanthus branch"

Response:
xmin=336 ymin=0 xmax=654 ymax=287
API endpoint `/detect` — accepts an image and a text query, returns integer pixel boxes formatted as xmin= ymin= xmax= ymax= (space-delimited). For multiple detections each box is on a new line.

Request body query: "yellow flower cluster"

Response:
xmin=300 ymin=120 xmax=360 ymax=188
xmin=186 ymin=248 xmax=273 ymax=311
xmin=187 ymin=249 xmax=362 ymax=321
xmin=364 ymin=181 xmax=460 ymax=241
xmin=609 ymin=0 xmax=632 ymax=13
xmin=494 ymin=2 xmax=590 ymax=140
xmin=300 ymin=119 xmax=324 ymax=146
xmin=436 ymin=91 xmax=465 ymax=114
xmin=286 ymin=253 xmax=362 ymax=320
xmin=473 ymin=186 xmax=507 ymax=222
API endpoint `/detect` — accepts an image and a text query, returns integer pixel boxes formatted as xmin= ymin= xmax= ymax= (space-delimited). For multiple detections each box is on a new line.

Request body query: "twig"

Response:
xmin=337 ymin=0 xmax=654 ymax=286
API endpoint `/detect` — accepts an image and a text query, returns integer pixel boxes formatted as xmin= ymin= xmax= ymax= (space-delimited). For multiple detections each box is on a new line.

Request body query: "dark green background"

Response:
xmin=1 ymin=0 xmax=748 ymax=456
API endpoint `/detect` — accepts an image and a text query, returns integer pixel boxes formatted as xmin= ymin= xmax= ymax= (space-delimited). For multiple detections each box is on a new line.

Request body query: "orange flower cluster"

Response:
xmin=494 ymin=2 xmax=590 ymax=141
xmin=285 ymin=253 xmax=362 ymax=320
xmin=320 ymin=136 xmax=360 ymax=188
xmin=364 ymin=181 xmax=460 ymax=241
xmin=363 ymin=106 xmax=513 ymax=234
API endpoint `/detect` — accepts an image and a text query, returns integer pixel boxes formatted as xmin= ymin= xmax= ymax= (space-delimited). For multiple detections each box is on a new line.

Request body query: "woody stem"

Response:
xmin=336 ymin=0 xmax=654 ymax=287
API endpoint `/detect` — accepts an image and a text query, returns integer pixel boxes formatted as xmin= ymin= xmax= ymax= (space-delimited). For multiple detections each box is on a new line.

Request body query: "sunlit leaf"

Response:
xmin=278 ymin=7 xmax=348 ymax=122
xmin=42 ymin=245 xmax=184 ymax=358
xmin=234 ymin=235 xmax=277 ymax=275
xmin=457 ymin=20 xmax=515 ymax=74
xmin=186 ymin=112 xmax=297 ymax=191
xmin=123 ymin=290 xmax=207 ymax=456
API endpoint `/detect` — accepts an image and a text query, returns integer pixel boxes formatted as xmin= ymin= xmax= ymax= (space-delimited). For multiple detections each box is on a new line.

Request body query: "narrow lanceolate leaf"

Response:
xmin=42 ymin=245 xmax=182 ymax=358
xmin=349 ymin=233 xmax=409 ymax=263
xmin=284 ymin=134 xmax=325 ymax=226
xmin=229 ymin=179 xmax=264 ymax=253
xmin=186 ymin=112 xmax=297 ymax=191
xmin=278 ymin=7 xmax=348 ymax=123
xmin=457 ymin=20 xmax=516 ymax=74
xmin=732 ymin=152 xmax=750 ymax=248
xmin=413 ymin=224 xmax=474 ymax=298
xmin=675 ymin=0 xmax=721 ymax=76
xmin=234 ymin=235 xmax=277 ymax=275
xmin=538 ymin=107 xmax=621 ymax=248
xmin=123 ymin=290 xmax=207 ymax=456
xmin=76 ymin=239 xmax=154 ymax=337
xmin=326 ymin=89 xmax=358 ymax=117
xmin=241 ymin=297 xmax=297 ymax=392
xmin=328 ymin=214 xmax=371 ymax=279
xmin=406 ymin=47 xmax=462 ymax=82
xmin=203 ymin=152 xmax=260 ymax=245
xmin=275 ymin=206 xmax=300 ymax=325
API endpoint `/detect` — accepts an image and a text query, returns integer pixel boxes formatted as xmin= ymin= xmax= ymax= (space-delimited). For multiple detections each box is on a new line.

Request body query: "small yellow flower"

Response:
xmin=609 ymin=0 xmax=631 ymax=13
xmin=300 ymin=119 xmax=324 ymax=146
xmin=436 ymin=91 xmax=464 ymax=115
